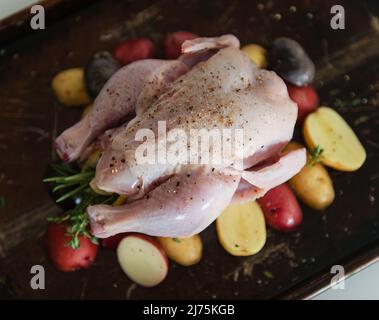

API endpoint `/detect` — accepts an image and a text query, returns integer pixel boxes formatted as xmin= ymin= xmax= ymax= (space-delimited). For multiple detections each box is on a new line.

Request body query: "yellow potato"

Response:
xmin=283 ymin=141 xmax=303 ymax=153
xmin=81 ymin=149 xmax=102 ymax=172
xmin=289 ymin=163 xmax=335 ymax=210
xmin=52 ymin=68 xmax=91 ymax=106
xmin=81 ymin=103 xmax=93 ymax=119
xmin=303 ymin=107 xmax=366 ymax=171
xmin=284 ymin=141 xmax=334 ymax=210
xmin=241 ymin=44 xmax=267 ymax=68
xmin=216 ymin=201 xmax=266 ymax=256
xmin=157 ymin=235 xmax=202 ymax=267
xmin=113 ymin=195 xmax=127 ymax=206
xmin=89 ymin=178 xmax=113 ymax=196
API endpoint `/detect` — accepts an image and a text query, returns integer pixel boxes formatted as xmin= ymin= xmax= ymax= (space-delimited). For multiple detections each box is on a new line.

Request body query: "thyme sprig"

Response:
xmin=309 ymin=145 xmax=324 ymax=166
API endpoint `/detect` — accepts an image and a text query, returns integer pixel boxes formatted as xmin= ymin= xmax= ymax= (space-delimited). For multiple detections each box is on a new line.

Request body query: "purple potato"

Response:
xmin=85 ymin=51 xmax=120 ymax=98
xmin=269 ymin=37 xmax=315 ymax=86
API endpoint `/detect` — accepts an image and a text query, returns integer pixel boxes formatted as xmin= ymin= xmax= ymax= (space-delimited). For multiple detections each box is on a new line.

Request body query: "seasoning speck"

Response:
xmin=271 ymin=13 xmax=282 ymax=21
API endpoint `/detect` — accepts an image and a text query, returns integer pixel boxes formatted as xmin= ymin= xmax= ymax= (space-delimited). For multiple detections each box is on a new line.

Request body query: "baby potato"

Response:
xmin=269 ymin=37 xmax=315 ymax=86
xmin=216 ymin=201 xmax=266 ymax=256
xmin=241 ymin=44 xmax=267 ymax=68
xmin=283 ymin=141 xmax=303 ymax=153
xmin=157 ymin=235 xmax=202 ymax=266
xmin=287 ymin=85 xmax=319 ymax=124
xmin=290 ymin=162 xmax=335 ymax=210
xmin=113 ymin=195 xmax=127 ymax=206
xmin=89 ymin=178 xmax=113 ymax=196
xmin=81 ymin=149 xmax=102 ymax=172
xmin=258 ymin=184 xmax=302 ymax=232
xmin=303 ymin=107 xmax=366 ymax=171
xmin=285 ymin=141 xmax=334 ymax=210
xmin=52 ymin=68 xmax=91 ymax=106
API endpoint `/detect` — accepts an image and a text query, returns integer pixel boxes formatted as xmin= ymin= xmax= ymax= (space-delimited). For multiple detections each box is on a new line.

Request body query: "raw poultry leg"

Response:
xmin=89 ymin=149 xmax=304 ymax=237
xmin=240 ymin=148 xmax=306 ymax=190
xmin=88 ymin=167 xmax=240 ymax=238
xmin=231 ymin=179 xmax=262 ymax=204
xmin=55 ymin=59 xmax=188 ymax=161
xmin=231 ymin=149 xmax=306 ymax=203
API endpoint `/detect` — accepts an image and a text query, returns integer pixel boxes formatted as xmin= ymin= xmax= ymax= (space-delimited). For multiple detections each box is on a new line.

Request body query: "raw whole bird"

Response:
xmin=55 ymin=35 xmax=239 ymax=162
xmin=82 ymin=35 xmax=306 ymax=238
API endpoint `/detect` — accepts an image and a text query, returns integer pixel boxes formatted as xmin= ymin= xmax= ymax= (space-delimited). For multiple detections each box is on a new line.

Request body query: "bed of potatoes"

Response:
xmin=51 ymin=37 xmax=366 ymax=287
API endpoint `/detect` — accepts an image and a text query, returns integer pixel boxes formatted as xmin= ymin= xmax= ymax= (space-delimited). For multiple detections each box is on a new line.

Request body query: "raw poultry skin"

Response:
xmin=55 ymin=59 xmax=188 ymax=161
xmin=94 ymin=45 xmax=302 ymax=194
xmin=55 ymin=35 xmax=306 ymax=238
xmin=89 ymin=167 xmax=240 ymax=237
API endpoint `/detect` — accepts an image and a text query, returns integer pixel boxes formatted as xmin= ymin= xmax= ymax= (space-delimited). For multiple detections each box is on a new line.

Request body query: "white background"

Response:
xmin=0 ymin=0 xmax=40 ymax=20
xmin=1 ymin=0 xmax=378 ymax=300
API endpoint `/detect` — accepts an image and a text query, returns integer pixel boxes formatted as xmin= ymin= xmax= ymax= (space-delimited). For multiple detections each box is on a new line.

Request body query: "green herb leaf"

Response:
xmin=172 ymin=238 xmax=181 ymax=243
xmin=263 ymin=271 xmax=274 ymax=279
xmin=333 ymin=97 xmax=365 ymax=108
xmin=51 ymin=163 xmax=77 ymax=176
xmin=350 ymin=98 xmax=362 ymax=107
xmin=90 ymin=236 xmax=99 ymax=245
xmin=333 ymin=98 xmax=344 ymax=108
xmin=309 ymin=145 xmax=324 ymax=166
xmin=44 ymin=164 xmax=117 ymax=249
xmin=56 ymin=184 xmax=89 ymax=203
xmin=52 ymin=181 xmax=81 ymax=192
xmin=43 ymin=171 xmax=93 ymax=183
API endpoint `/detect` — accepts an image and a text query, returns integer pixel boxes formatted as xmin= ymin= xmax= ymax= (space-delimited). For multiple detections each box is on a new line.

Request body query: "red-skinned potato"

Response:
xmin=258 ymin=184 xmax=303 ymax=232
xmin=101 ymin=233 xmax=128 ymax=250
xmin=287 ymin=85 xmax=319 ymax=124
xmin=46 ymin=223 xmax=98 ymax=272
xmin=163 ymin=31 xmax=198 ymax=59
xmin=117 ymin=233 xmax=168 ymax=287
xmin=114 ymin=38 xmax=154 ymax=66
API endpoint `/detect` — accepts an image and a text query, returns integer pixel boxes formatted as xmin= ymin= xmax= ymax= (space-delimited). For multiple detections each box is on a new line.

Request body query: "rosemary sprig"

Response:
xmin=309 ymin=145 xmax=324 ymax=166
xmin=44 ymin=163 xmax=116 ymax=249
xmin=50 ymin=163 xmax=77 ymax=176
xmin=43 ymin=168 xmax=95 ymax=203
